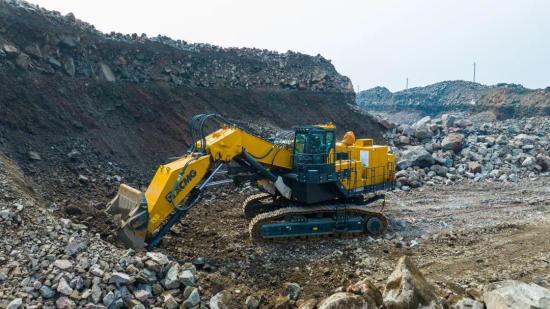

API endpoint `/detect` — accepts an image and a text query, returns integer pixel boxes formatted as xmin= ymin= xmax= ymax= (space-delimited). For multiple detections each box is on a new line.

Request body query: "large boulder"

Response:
xmin=483 ymin=280 xmax=550 ymax=309
xmin=383 ymin=256 xmax=443 ymax=309
xmin=210 ymin=291 xmax=232 ymax=309
xmin=413 ymin=116 xmax=432 ymax=129
xmin=441 ymin=133 xmax=464 ymax=151
xmin=397 ymin=146 xmax=435 ymax=169
xmin=346 ymin=278 xmax=384 ymax=308
xmin=441 ymin=114 xmax=458 ymax=128
xmin=415 ymin=124 xmax=433 ymax=139
xmin=536 ymin=154 xmax=550 ymax=171
xmin=317 ymin=292 xmax=377 ymax=309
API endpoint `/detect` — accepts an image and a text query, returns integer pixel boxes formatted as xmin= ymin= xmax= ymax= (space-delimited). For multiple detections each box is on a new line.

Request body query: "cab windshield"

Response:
xmin=294 ymin=130 xmax=334 ymax=164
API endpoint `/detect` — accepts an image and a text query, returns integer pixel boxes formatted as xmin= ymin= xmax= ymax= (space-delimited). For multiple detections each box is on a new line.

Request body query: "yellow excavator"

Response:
xmin=107 ymin=114 xmax=395 ymax=250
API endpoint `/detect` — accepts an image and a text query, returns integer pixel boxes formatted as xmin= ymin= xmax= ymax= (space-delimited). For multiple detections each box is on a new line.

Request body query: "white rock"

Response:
xmin=146 ymin=252 xmax=170 ymax=265
xmin=89 ymin=264 xmax=104 ymax=277
xmin=110 ymin=271 xmax=133 ymax=285
xmin=164 ymin=294 xmax=179 ymax=309
xmin=522 ymin=156 xmax=536 ymax=167
xmin=383 ymin=256 xmax=443 ymax=309
xmin=317 ymin=292 xmax=374 ymax=309
xmin=210 ymin=292 xmax=231 ymax=309
xmin=54 ymin=259 xmax=73 ymax=270
xmin=56 ymin=296 xmax=76 ymax=309
xmin=452 ymin=298 xmax=484 ymax=309
xmin=484 ymin=280 xmax=550 ymax=309
xmin=180 ymin=269 xmax=196 ymax=286
xmin=6 ymin=298 xmax=22 ymax=309
xmin=57 ymin=277 xmax=74 ymax=296
xmin=163 ymin=263 xmax=180 ymax=289
xmin=100 ymin=62 xmax=116 ymax=82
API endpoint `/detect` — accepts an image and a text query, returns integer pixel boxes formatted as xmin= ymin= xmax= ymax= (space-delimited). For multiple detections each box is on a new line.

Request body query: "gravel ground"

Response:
xmin=1 ymin=151 xmax=549 ymax=307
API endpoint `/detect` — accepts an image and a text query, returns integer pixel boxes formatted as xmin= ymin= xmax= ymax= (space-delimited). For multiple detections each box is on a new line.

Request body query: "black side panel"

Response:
xmin=286 ymin=178 xmax=340 ymax=204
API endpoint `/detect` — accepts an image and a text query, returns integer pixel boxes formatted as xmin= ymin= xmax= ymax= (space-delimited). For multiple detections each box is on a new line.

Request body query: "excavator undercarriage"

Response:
xmin=106 ymin=113 xmax=396 ymax=250
xmin=245 ymin=194 xmax=388 ymax=241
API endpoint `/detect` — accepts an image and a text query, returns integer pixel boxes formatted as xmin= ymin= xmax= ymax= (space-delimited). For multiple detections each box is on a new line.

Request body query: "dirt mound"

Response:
xmin=357 ymin=81 xmax=550 ymax=120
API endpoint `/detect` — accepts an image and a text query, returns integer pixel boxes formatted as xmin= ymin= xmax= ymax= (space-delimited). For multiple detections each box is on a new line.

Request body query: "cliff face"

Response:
xmin=357 ymin=81 xmax=550 ymax=120
xmin=0 ymin=0 xmax=383 ymax=177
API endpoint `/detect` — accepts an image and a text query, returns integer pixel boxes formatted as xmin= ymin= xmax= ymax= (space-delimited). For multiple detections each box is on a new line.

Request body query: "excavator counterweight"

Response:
xmin=106 ymin=114 xmax=395 ymax=249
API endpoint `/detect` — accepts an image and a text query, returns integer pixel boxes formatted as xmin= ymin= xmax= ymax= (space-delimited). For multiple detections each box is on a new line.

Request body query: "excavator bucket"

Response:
xmin=105 ymin=184 xmax=148 ymax=249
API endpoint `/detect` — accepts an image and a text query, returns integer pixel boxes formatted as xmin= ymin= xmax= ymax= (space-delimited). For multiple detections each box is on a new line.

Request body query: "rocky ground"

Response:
xmin=1 ymin=146 xmax=549 ymax=308
xmin=384 ymin=114 xmax=550 ymax=191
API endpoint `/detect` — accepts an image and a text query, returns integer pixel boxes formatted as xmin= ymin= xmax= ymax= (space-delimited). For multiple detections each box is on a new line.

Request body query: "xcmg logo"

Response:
xmin=166 ymin=170 xmax=197 ymax=202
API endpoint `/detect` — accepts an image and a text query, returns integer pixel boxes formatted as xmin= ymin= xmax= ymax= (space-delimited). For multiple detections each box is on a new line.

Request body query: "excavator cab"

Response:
xmin=292 ymin=126 xmax=337 ymax=184
xmin=293 ymin=127 xmax=335 ymax=166
xmin=288 ymin=126 xmax=342 ymax=204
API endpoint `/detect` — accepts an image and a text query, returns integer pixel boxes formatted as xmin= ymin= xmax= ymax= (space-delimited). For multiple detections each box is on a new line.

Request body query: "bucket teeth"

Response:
xmin=106 ymin=184 xmax=148 ymax=249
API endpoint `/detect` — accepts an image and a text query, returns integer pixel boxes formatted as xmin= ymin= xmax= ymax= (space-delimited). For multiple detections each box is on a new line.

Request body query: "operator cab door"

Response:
xmin=292 ymin=127 xmax=336 ymax=183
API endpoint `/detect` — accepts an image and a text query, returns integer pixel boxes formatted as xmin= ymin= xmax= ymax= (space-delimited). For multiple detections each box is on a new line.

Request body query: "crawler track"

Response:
xmin=241 ymin=192 xmax=274 ymax=219
xmin=248 ymin=199 xmax=388 ymax=241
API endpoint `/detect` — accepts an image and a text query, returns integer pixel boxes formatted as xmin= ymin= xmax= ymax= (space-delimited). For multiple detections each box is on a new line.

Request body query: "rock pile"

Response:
xmin=0 ymin=155 xmax=203 ymax=309
xmin=0 ymin=0 xmax=353 ymax=93
xmin=385 ymin=115 xmax=550 ymax=191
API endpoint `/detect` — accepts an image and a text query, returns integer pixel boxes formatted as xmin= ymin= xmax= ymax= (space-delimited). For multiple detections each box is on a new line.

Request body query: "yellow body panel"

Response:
xmin=204 ymin=127 xmax=292 ymax=169
xmin=335 ymin=139 xmax=395 ymax=191
xmin=144 ymin=155 xmax=211 ymax=233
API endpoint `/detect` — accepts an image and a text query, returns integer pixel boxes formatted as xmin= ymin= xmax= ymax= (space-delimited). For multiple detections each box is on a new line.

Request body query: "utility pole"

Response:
xmin=473 ymin=62 xmax=476 ymax=83
xmin=406 ymin=77 xmax=409 ymax=90
xmin=356 ymin=84 xmax=360 ymax=93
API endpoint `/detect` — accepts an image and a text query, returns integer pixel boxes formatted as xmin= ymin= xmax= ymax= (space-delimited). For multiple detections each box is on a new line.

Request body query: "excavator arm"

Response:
xmin=106 ymin=114 xmax=293 ymax=249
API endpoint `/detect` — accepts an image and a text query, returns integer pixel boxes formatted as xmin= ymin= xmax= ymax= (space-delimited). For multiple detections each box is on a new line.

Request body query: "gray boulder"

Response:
xmin=484 ymin=280 xmax=550 ymax=309
xmin=383 ymin=256 xmax=443 ymax=309
xmin=398 ymin=146 xmax=435 ymax=169
xmin=57 ymin=277 xmax=74 ymax=296
xmin=413 ymin=116 xmax=432 ymax=129
xmin=441 ymin=133 xmax=464 ymax=151
xmin=183 ymin=287 xmax=201 ymax=308
xmin=285 ymin=282 xmax=301 ymax=301
xmin=163 ymin=263 xmax=180 ymax=289
xmin=6 ymin=298 xmax=22 ymax=309
xmin=442 ymin=114 xmax=458 ymax=127
xmin=210 ymin=292 xmax=231 ymax=309
xmin=415 ymin=124 xmax=432 ymax=139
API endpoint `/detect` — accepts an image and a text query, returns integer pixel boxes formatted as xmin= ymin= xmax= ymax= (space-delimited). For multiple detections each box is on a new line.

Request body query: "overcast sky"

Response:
xmin=28 ymin=0 xmax=550 ymax=92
